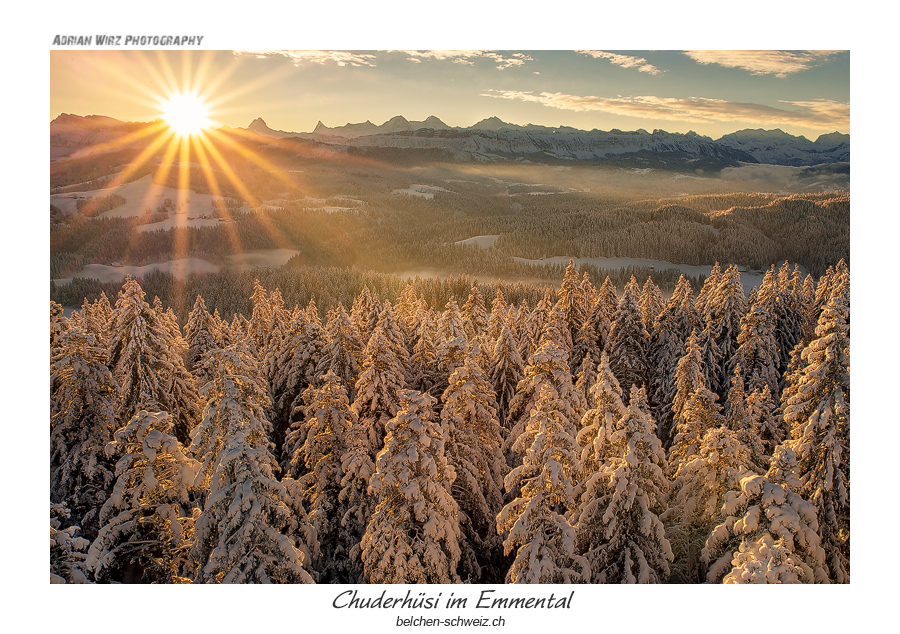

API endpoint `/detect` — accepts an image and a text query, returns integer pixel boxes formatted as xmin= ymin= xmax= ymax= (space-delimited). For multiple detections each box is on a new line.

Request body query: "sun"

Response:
xmin=161 ymin=92 xmax=211 ymax=136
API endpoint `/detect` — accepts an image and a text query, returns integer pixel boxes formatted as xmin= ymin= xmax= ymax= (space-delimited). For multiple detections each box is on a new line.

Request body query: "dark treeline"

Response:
xmin=50 ymin=259 xmax=849 ymax=584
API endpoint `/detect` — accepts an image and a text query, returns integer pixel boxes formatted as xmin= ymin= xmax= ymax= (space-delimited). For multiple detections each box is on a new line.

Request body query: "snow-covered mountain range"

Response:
xmin=247 ymin=115 xmax=849 ymax=168
xmin=50 ymin=113 xmax=850 ymax=169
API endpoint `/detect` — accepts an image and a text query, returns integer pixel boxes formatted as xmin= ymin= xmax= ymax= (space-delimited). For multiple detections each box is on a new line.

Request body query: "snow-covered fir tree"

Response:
xmin=248 ymin=279 xmax=275 ymax=353
xmin=107 ymin=277 xmax=200 ymax=444
xmin=88 ymin=410 xmax=198 ymax=583
xmin=663 ymin=426 xmax=755 ymax=582
xmin=647 ymin=275 xmax=698 ymax=434
xmin=183 ymin=294 xmax=221 ymax=383
xmin=287 ymin=371 xmax=361 ymax=583
xmin=505 ymin=336 xmax=585 ymax=464
xmin=190 ymin=344 xmax=273 ymax=491
xmin=316 ymin=304 xmax=363 ymax=401
xmin=191 ymin=372 xmax=317 ymax=583
xmin=669 ymin=386 xmax=724 ymax=480
xmin=746 ymin=383 xmax=782 ymax=458
xmin=266 ymin=307 xmax=326 ymax=453
xmin=51 ymin=503 xmax=92 ymax=584
xmin=352 ymin=311 xmax=410 ymax=460
xmin=605 ymin=276 xmax=649 ymax=397
xmin=497 ymin=384 xmax=587 ymax=584
xmin=575 ymin=353 xmax=627 ymax=484
xmin=489 ymin=319 xmax=525 ymax=430
xmin=409 ymin=309 xmax=441 ymax=395
xmin=361 ymin=390 xmax=461 ymax=583
xmin=701 ymin=473 xmax=829 ymax=584
xmin=780 ymin=276 xmax=850 ymax=583
xmin=441 ymin=345 xmax=506 ymax=582
xmin=461 ymin=285 xmax=489 ymax=343
xmin=350 ymin=284 xmax=381 ymax=345
xmin=732 ymin=280 xmax=781 ymax=397
xmin=50 ymin=323 xmax=119 ymax=540
xmin=666 ymin=329 xmax=706 ymax=447
xmin=639 ymin=276 xmax=665 ymax=332
xmin=575 ymin=386 xmax=672 ymax=583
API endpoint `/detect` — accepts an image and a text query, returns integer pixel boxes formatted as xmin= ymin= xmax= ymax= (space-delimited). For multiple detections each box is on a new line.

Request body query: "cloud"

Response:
xmin=396 ymin=50 xmax=533 ymax=70
xmin=235 ymin=50 xmax=377 ymax=67
xmin=683 ymin=50 xmax=842 ymax=77
xmin=576 ymin=50 xmax=663 ymax=75
xmin=480 ymin=90 xmax=849 ymax=130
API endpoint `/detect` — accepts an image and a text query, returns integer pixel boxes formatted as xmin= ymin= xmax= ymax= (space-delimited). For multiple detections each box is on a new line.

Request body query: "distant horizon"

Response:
xmin=50 ymin=110 xmax=850 ymax=142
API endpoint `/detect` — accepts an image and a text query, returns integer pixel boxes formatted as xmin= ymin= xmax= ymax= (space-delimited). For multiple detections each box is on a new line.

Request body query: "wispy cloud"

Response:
xmin=235 ymin=50 xmax=377 ymax=67
xmin=683 ymin=50 xmax=841 ymax=77
xmin=480 ymin=90 xmax=849 ymax=130
xmin=576 ymin=50 xmax=663 ymax=75
xmin=396 ymin=50 xmax=533 ymax=69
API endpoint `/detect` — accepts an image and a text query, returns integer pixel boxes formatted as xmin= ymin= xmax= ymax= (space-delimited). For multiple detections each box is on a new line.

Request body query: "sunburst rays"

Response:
xmin=63 ymin=51 xmax=317 ymax=314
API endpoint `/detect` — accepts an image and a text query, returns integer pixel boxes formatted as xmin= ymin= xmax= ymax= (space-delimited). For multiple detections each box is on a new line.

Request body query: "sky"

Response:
xmin=50 ymin=49 xmax=849 ymax=139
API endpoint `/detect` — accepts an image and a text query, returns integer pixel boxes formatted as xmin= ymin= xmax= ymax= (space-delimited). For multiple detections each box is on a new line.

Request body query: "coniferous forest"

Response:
xmin=48 ymin=47 xmax=854 ymax=589
xmin=50 ymin=258 xmax=849 ymax=584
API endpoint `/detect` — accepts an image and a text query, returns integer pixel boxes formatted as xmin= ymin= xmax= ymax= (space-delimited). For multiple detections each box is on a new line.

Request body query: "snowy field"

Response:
xmin=54 ymin=249 xmax=300 ymax=286
xmin=50 ymin=174 xmax=250 ymax=222
xmin=392 ymin=184 xmax=451 ymax=199
xmin=454 ymin=235 xmax=499 ymax=249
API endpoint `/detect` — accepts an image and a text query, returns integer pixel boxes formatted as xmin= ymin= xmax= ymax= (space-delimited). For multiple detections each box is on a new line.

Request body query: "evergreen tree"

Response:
xmin=696 ymin=262 xmax=722 ymax=320
xmin=350 ymin=284 xmax=380 ymax=345
xmin=290 ymin=372 xmax=360 ymax=583
xmin=409 ymin=310 xmax=441 ymax=395
xmin=190 ymin=344 xmax=273 ymax=491
xmin=352 ymin=314 xmax=409 ymax=461
xmin=663 ymin=426 xmax=755 ymax=582
xmin=248 ymin=279 xmax=275 ymax=353
xmin=361 ymin=390 xmax=461 ymax=583
xmin=108 ymin=277 xmax=200 ymax=444
xmin=50 ymin=503 xmax=92 ymax=584
xmin=639 ymin=276 xmax=664 ymax=331
xmin=747 ymin=384 xmax=781 ymax=457
xmin=489 ymin=320 xmax=525 ymax=430
xmin=605 ymin=276 xmax=649 ymax=397
xmin=647 ymin=275 xmax=697 ymax=435
xmin=441 ymin=346 xmax=506 ymax=582
xmin=497 ymin=384 xmax=587 ymax=584
xmin=487 ymin=288 xmax=509 ymax=342
xmin=461 ymin=285 xmax=489 ymax=343
xmin=190 ymin=351 xmax=317 ymax=584
xmin=701 ymin=473 xmax=829 ymax=584
xmin=183 ymin=294 xmax=221 ymax=384
xmin=50 ymin=324 xmax=119 ymax=540
xmin=669 ymin=386 xmax=724 ymax=479
xmin=781 ymin=280 xmax=850 ymax=583
xmin=193 ymin=433 xmax=317 ymax=583
xmin=50 ymin=300 xmax=68 ymax=352
xmin=706 ymin=264 xmax=747 ymax=396
xmin=335 ymin=420 xmax=376 ymax=584
xmin=575 ymin=386 xmax=672 ymax=583
xmin=575 ymin=353 xmax=626 ymax=483
xmin=730 ymin=303 xmax=780 ymax=397
xmin=505 ymin=338 xmax=585 ymax=463
xmin=88 ymin=410 xmax=198 ymax=583
xmin=724 ymin=365 xmax=766 ymax=467
xmin=316 ymin=304 xmax=363 ymax=400
xmin=667 ymin=329 xmax=706 ymax=447
xmin=266 ymin=308 xmax=327 ymax=454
